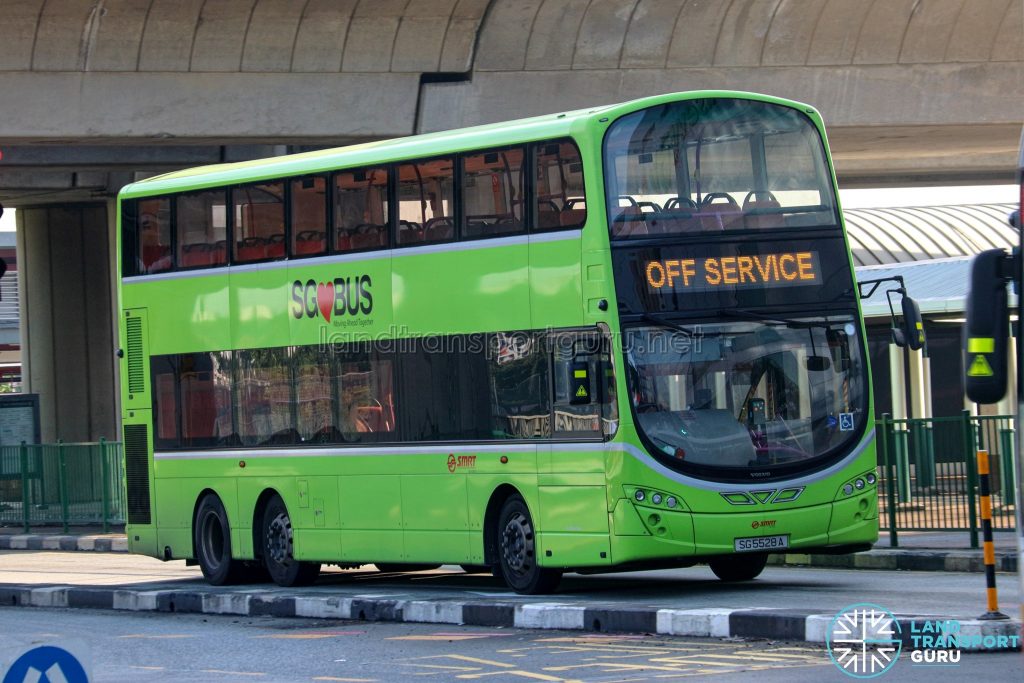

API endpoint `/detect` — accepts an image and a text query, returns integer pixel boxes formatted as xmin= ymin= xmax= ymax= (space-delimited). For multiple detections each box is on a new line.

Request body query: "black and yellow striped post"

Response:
xmin=976 ymin=449 xmax=1009 ymax=620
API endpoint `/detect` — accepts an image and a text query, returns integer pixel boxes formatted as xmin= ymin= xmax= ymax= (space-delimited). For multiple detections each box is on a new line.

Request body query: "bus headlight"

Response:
xmin=866 ymin=473 xmax=877 ymax=485
xmin=855 ymin=478 xmax=865 ymax=490
xmin=651 ymin=493 xmax=663 ymax=505
xmin=843 ymin=483 xmax=854 ymax=496
xmin=666 ymin=497 xmax=677 ymax=508
xmin=635 ymin=490 xmax=646 ymax=502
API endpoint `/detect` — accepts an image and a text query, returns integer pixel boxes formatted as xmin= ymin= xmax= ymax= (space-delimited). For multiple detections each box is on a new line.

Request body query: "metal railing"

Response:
xmin=0 ymin=440 xmax=125 ymax=532
xmin=877 ymin=411 xmax=1017 ymax=547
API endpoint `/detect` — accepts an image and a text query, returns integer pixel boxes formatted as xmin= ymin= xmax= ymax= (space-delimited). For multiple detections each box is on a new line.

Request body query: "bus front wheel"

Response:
xmin=495 ymin=495 xmax=561 ymax=594
xmin=194 ymin=493 xmax=245 ymax=585
xmin=261 ymin=495 xmax=321 ymax=587
xmin=708 ymin=553 xmax=768 ymax=582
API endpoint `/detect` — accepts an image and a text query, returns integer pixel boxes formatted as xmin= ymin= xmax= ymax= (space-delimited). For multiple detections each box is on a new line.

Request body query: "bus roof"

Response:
xmin=119 ymin=90 xmax=815 ymax=199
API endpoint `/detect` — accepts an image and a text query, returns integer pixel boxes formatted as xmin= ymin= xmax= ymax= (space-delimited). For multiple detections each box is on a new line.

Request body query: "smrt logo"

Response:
xmin=291 ymin=275 xmax=372 ymax=322
xmin=751 ymin=519 xmax=777 ymax=529
xmin=447 ymin=454 xmax=477 ymax=473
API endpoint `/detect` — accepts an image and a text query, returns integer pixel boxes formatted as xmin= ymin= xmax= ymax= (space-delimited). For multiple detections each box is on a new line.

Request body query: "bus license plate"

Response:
xmin=734 ymin=535 xmax=789 ymax=552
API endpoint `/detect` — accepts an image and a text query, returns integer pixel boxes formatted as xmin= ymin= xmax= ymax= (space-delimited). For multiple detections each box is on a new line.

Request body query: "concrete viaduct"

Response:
xmin=0 ymin=0 xmax=1020 ymax=441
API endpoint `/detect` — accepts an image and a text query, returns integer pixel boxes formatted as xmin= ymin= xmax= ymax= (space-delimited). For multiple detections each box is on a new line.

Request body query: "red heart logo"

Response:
xmin=316 ymin=282 xmax=333 ymax=322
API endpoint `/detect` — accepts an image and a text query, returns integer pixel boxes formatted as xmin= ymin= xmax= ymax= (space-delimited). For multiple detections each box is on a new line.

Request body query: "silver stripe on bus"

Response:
xmin=154 ymin=429 xmax=875 ymax=494
xmin=122 ymin=230 xmax=583 ymax=284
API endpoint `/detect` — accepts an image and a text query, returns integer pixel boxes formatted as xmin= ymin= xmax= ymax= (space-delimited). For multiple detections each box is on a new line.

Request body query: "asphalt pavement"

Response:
xmin=2 ymin=608 xmax=1021 ymax=683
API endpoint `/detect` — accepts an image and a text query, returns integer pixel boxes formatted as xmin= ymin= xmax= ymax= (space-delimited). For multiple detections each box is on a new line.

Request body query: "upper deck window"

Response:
xmin=335 ymin=168 xmax=389 ymax=252
xmin=135 ymin=197 xmax=172 ymax=274
xmin=535 ymin=140 xmax=586 ymax=231
xmin=234 ymin=181 xmax=285 ymax=263
xmin=291 ymin=176 xmax=328 ymax=257
xmin=603 ymin=98 xmax=837 ymax=238
xmin=177 ymin=190 xmax=228 ymax=268
xmin=462 ymin=147 xmax=525 ymax=239
xmin=397 ymin=158 xmax=454 ymax=245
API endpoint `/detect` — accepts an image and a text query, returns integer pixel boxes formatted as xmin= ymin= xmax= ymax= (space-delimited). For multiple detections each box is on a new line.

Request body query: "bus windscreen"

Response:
xmin=603 ymin=98 xmax=838 ymax=238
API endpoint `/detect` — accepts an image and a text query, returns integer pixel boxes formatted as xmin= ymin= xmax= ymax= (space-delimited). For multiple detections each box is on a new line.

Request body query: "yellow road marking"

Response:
xmin=253 ymin=634 xmax=344 ymax=639
xmin=456 ymin=671 xmax=579 ymax=682
xmin=419 ymin=655 xmax=516 ymax=668
xmin=118 ymin=634 xmax=194 ymax=639
xmin=388 ymin=635 xmax=505 ymax=641
xmin=403 ymin=664 xmax=479 ymax=672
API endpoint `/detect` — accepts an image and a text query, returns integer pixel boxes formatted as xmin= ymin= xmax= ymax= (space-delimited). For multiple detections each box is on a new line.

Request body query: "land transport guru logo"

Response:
xmin=291 ymin=275 xmax=372 ymax=324
xmin=827 ymin=602 xmax=1021 ymax=678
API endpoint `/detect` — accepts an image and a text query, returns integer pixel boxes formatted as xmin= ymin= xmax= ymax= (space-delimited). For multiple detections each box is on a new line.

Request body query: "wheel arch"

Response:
xmin=482 ymin=484 xmax=523 ymax=566
xmin=250 ymin=488 xmax=283 ymax=561
xmin=191 ymin=488 xmax=224 ymax=558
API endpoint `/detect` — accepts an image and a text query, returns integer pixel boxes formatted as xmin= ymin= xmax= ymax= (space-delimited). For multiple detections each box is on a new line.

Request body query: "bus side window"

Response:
xmin=397 ymin=158 xmax=454 ymax=245
xmin=534 ymin=140 xmax=586 ymax=231
xmin=151 ymin=355 xmax=179 ymax=449
xmin=488 ymin=332 xmax=551 ymax=439
xmin=294 ymin=345 xmax=341 ymax=443
xmin=335 ymin=167 xmax=389 ymax=252
xmin=177 ymin=190 xmax=227 ymax=268
xmin=291 ymin=176 xmax=328 ymax=257
xmin=134 ymin=197 xmax=172 ymax=274
xmin=234 ymin=181 xmax=285 ymax=263
xmin=462 ymin=147 xmax=525 ymax=239
xmin=338 ymin=344 xmax=395 ymax=442
xmin=235 ymin=348 xmax=294 ymax=447
xmin=179 ymin=351 xmax=235 ymax=448
xmin=550 ymin=332 xmax=602 ymax=437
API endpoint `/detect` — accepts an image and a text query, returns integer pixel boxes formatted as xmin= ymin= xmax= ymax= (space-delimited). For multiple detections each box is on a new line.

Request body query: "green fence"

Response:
xmin=0 ymin=440 xmax=125 ymax=532
xmin=877 ymin=412 xmax=1018 ymax=548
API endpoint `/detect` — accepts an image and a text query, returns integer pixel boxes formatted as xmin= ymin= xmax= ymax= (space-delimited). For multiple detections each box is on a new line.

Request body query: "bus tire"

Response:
xmin=495 ymin=495 xmax=561 ymax=595
xmin=261 ymin=495 xmax=320 ymax=587
xmin=708 ymin=553 xmax=768 ymax=582
xmin=194 ymin=493 xmax=245 ymax=586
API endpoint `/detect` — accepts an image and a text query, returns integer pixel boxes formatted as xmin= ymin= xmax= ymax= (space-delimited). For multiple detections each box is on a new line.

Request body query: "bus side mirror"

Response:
xmin=901 ymin=296 xmax=924 ymax=351
xmin=964 ymin=249 xmax=1012 ymax=404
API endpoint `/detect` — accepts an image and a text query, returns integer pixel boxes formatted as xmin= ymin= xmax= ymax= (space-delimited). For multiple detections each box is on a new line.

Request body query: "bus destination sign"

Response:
xmin=644 ymin=251 xmax=820 ymax=293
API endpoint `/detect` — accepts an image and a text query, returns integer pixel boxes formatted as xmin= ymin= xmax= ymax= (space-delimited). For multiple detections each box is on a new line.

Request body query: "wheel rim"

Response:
xmin=200 ymin=510 xmax=224 ymax=571
xmin=266 ymin=511 xmax=293 ymax=567
xmin=501 ymin=511 xmax=534 ymax=578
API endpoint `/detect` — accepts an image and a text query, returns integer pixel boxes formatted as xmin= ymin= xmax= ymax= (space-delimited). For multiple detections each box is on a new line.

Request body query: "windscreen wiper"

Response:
xmin=633 ymin=312 xmax=701 ymax=337
xmin=718 ymin=308 xmax=833 ymax=330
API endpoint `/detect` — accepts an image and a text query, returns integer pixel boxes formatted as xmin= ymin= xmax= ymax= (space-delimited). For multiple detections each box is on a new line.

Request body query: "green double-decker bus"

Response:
xmin=117 ymin=91 xmax=878 ymax=594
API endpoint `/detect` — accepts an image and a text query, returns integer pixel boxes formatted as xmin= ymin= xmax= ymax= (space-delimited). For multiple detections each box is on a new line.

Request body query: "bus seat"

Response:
xmin=142 ymin=245 xmax=171 ymax=272
xmin=611 ymin=205 xmax=645 ymax=236
xmin=425 ymin=217 xmax=454 ymax=241
xmin=295 ymin=230 xmax=326 ymax=255
xmin=559 ymin=208 xmax=586 ymax=227
xmin=743 ymin=190 xmax=784 ymax=229
xmin=265 ymin=233 xmax=285 ymax=258
xmin=699 ymin=193 xmax=742 ymax=230
xmin=237 ymin=237 xmax=266 ymax=262
xmin=180 ymin=243 xmax=213 ymax=267
xmin=209 ymin=241 xmax=228 ymax=266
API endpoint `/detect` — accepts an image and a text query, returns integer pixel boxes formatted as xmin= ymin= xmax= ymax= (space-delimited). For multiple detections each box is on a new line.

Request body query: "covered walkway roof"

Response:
xmin=848 ymin=203 xmax=1018 ymax=318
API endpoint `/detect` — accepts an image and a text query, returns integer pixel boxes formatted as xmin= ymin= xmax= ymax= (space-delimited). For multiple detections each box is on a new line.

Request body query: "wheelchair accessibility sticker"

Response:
xmin=839 ymin=413 xmax=855 ymax=432
xmin=3 ymin=645 xmax=89 ymax=683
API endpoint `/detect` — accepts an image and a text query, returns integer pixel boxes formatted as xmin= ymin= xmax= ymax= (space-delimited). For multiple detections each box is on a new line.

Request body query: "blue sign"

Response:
xmin=3 ymin=646 xmax=88 ymax=683
xmin=839 ymin=413 xmax=855 ymax=432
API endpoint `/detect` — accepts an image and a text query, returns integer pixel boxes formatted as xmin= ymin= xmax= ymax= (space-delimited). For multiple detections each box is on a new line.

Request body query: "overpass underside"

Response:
xmin=0 ymin=0 xmax=1020 ymax=441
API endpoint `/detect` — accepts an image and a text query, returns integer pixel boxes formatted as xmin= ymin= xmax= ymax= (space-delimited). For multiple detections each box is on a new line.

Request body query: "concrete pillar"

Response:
xmin=908 ymin=348 xmax=929 ymax=419
xmin=888 ymin=343 xmax=906 ymax=419
xmin=16 ymin=203 xmax=117 ymax=442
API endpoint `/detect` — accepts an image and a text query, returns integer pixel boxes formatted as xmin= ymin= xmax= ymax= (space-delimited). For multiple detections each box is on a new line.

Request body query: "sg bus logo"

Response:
xmin=291 ymin=276 xmax=373 ymax=322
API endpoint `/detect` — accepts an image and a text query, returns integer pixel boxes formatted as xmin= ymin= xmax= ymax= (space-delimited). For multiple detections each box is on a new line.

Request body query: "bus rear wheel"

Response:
xmin=495 ymin=495 xmax=561 ymax=594
xmin=194 ymin=493 xmax=246 ymax=585
xmin=261 ymin=495 xmax=320 ymax=587
xmin=708 ymin=553 xmax=768 ymax=582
